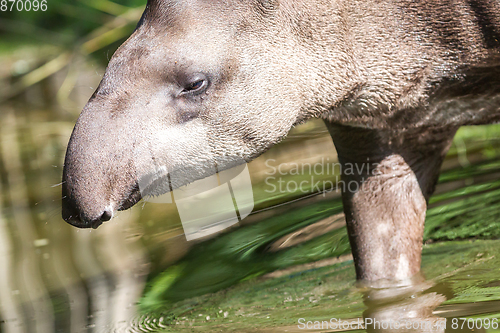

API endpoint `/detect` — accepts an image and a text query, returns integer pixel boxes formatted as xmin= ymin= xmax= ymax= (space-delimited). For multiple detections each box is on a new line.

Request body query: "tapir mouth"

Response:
xmin=117 ymin=183 xmax=143 ymax=212
xmin=63 ymin=212 xmax=108 ymax=230
xmin=62 ymin=182 xmax=143 ymax=229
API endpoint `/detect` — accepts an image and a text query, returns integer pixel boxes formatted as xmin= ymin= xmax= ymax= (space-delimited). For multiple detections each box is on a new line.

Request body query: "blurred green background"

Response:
xmin=0 ymin=0 xmax=146 ymax=107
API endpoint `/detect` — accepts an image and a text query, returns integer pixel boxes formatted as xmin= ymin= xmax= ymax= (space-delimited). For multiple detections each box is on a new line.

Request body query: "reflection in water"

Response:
xmin=363 ymin=277 xmax=446 ymax=333
xmin=1 ymin=110 xmax=54 ymax=333
xmin=0 ymin=104 xmax=150 ymax=331
xmin=0 ymin=171 xmax=23 ymax=332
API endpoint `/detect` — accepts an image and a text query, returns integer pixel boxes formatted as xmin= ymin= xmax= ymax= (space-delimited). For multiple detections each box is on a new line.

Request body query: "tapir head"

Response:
xmin=62 ymin=0 xmax=354 ymax=228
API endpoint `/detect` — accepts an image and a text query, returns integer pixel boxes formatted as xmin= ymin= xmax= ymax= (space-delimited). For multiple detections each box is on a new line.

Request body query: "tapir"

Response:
xmin=62 ymin=0 xmax=500 ymax=282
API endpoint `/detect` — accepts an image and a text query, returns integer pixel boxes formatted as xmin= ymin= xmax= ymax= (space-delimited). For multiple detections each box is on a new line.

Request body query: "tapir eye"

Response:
xmin=179 ymin=74 xmax=209 ymax=96
xmin=187 ymin=80 xmax=204 ymax=91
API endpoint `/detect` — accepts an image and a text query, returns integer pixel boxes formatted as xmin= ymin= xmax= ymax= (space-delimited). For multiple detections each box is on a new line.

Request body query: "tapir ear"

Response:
xmin=257 ymin=0 xmax=278 ymax=13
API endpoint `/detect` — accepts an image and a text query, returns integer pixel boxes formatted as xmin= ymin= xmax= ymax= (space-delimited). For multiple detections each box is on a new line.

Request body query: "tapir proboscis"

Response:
xmin=62 ymin=0 xmax=500 ymax=282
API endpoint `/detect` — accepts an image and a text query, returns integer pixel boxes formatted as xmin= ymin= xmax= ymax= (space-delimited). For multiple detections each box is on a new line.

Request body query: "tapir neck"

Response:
xmin=303 ymin=0 xmax=500 ymax=129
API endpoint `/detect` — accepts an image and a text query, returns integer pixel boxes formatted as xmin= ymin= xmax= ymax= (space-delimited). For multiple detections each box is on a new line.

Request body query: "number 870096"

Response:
xmin=1 ymin=0 xmax=47 ymax=12
xmin=451 ymin=318 xmax=498 ymax=330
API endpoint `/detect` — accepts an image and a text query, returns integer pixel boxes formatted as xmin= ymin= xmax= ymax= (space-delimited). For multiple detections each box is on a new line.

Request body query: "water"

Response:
xmin=2 ymin=54 xmax=500 ymax=333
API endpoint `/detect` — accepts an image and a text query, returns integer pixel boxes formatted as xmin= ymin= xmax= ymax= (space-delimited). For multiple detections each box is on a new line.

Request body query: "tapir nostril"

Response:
xmin=100 ymin=210 xmax=113 ymax=222
xmin=90 ymin=209 xmax=113 ymax=229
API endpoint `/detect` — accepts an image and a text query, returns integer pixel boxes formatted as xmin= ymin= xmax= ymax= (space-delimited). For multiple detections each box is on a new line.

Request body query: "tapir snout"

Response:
xmin=62 ymin=100 xmax=143 ymax=228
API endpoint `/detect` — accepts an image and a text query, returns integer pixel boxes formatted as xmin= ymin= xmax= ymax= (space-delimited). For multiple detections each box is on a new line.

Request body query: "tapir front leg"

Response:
xmin=325 ymin=123 xmax=458 ymax=281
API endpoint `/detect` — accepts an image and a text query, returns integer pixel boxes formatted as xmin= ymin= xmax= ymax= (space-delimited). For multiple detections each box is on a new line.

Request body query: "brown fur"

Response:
xmin=63 ymin=0 xmax=500 ymax=282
